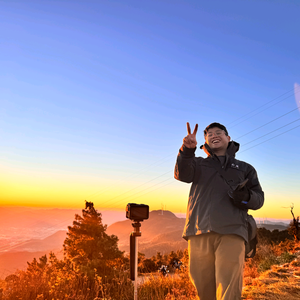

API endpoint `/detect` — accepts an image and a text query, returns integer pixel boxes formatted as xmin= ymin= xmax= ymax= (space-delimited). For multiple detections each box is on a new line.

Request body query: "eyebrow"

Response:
xmin=207 ymin=130 xmax=223 ymax=134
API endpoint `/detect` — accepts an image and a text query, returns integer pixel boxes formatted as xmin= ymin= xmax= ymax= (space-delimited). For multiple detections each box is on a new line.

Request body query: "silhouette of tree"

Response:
xmin=63 ymin=204 xmax=123 ymax=277
xmin=139 ymin=258 xmax=157 ymax=273
xmin=257 ymin=227 xmax=292 ymax=245
xmin=288 ymin=205 xmax=300 ymax=241
xmin=154 ymin=252 xmax=164 ymax=269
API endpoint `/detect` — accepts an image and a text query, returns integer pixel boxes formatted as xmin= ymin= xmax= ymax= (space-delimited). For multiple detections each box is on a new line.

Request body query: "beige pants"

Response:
xmin=188 ymin=232 xmax=245 ymax=300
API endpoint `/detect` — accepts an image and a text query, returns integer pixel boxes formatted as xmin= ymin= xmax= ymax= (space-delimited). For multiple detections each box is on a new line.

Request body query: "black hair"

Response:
xmin=204 ymin=122 xmax=228 ymax=136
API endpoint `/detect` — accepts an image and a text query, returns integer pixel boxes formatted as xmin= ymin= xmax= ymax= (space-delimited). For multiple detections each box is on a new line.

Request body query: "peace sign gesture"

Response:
xmin=183 ymin=122 xmax=198 ymax=148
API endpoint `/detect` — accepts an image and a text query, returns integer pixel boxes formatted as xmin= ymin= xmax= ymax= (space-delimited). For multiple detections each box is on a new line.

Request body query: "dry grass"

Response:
xmin=242 ymin=241 xmax=300 ymax=300
xmin=138 ymin=271 xmax=197 ymax=300
xmin=1 ymin=242 xmax=300 ymax=299
xmin=242 ymin=274 xmax=300 ymax=300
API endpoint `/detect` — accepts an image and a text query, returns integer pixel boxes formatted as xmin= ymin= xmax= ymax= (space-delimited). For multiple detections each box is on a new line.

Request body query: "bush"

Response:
xmin=278 ymin=251 xmax=297 ymax=264
xmin=258 ymin=254 xmax=279 ymax=273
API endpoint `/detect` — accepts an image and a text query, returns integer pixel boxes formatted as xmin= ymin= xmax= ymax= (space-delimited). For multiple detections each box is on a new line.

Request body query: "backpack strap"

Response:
xmin=209 ymin=157 xmax=258 ymax=259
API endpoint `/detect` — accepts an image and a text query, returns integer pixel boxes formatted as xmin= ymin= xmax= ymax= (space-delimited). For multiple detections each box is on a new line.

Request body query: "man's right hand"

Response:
xmin=183 ymin=122 xmax=198 ymax=148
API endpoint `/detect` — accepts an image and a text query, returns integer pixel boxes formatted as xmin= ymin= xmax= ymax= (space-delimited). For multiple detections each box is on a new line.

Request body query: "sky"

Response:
xmin=1 ymin=0 xmax=300 ymax=221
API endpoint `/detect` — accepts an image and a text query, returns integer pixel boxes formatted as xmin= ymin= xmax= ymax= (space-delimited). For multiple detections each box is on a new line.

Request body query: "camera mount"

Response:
xmin=131 ymin=220 xmax=142 ymax=237
xmin=126 ymin=203 xmax=149 ymax=300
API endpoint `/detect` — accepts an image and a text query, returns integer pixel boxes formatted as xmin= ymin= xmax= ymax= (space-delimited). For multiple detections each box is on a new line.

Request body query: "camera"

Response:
xmin=126 ymin=203 xmax=149 ymax=222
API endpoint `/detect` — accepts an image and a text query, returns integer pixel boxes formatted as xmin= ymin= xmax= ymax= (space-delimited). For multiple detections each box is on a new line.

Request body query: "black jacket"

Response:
xmin=174 ymin=141 xmax=264 ymax=242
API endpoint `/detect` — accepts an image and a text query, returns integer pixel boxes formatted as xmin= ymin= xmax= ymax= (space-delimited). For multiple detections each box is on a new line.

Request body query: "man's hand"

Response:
xmin=183 ymin=122 xmax=198 ymax=148
xmin=230 ymin=186 xmax=250 ymax=209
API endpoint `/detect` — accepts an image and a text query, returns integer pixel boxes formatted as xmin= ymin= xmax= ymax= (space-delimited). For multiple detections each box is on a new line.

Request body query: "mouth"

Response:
xmin=212 ymin=140 xmax=220 ymax=144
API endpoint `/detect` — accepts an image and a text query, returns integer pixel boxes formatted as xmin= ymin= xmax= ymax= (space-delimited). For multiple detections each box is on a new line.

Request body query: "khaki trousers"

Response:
xmin=188 ymin=232 xmax=245 ymax=300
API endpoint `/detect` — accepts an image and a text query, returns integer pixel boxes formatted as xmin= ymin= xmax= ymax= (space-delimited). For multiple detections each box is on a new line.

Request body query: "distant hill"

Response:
xmin=257 ymin=224 xmax=288 ymax=231
xmin=7 ymin=230 xmax=67 ymax=252
xmin=107 ymin=210 xmax=187 ymax=257
xmin=0 ymin=249 xmax=64 ymax=280
xmin=107 ymin=210 xmax=291 ymax=257
xmin=0 ymin=207 xmax=291 ymax=278
xmin=0 ymin=207 xmax=126 ymax=241
xmin=0 ymin=231 xmax=66 ymax=280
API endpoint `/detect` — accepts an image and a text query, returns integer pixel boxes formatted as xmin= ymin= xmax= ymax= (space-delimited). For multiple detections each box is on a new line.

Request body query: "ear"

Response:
xmin=227 ymin=135 xmax=231 ymax=142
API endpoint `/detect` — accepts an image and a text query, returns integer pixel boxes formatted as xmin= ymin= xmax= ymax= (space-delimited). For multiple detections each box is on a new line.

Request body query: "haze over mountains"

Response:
xmin=0 ymin=206 xmax=126 ymax=279
xmin=0 ymin=207 xmax=290 ymax=279
xmin=107 ymin=210 xmax=187 ymax=257
xmin=0 ymin=207 xmax=126 ymax=250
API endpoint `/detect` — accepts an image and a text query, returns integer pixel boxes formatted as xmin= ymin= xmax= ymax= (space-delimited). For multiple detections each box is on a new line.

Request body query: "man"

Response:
xmin=174 ymin=122 xmax=264 ymax=300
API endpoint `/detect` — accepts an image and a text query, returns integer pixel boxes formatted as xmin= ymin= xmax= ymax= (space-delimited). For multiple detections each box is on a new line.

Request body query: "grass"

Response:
xmin=1 ymin=241 xmax=300 ymax=299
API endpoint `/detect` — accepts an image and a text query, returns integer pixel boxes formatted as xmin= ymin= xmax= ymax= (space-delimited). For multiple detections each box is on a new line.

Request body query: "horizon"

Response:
xmin=0 ymin=205 xmax=294 ymax=226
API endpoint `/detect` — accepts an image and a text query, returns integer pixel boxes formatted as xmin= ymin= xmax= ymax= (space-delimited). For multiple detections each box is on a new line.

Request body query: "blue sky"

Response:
xmin=1 ymin=0 xmax=300 ymax=220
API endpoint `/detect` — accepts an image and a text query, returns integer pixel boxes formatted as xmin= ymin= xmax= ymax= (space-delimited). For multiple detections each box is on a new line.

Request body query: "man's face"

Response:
xmin=205 ymin=127 xmax=230 ymax=153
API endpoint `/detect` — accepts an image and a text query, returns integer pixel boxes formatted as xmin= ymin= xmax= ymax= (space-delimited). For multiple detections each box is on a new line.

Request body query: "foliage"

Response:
xmin=288 ymin=206 xmax=300 ymax=241
xmin=1 ymin=252 xmax=133 ymax=300
xmin=138 ymin=270 xmax=197 ymax=300
xmin=2 ymin=211 xmax=300 ymax=299
xmin=288 ymin=218 xmax=300 ymax=241
xmin=257 ymin=228 xmax=292 ymax=245
xmin=243 ymin=238 xmax=298 ymax=276
xmin=138 ymin=249 xmax=186 ymax=274
xmin=0 ymin=206 xmax=131 ymax=300
xmin=63 ymin=207 xmax=123 ymax=278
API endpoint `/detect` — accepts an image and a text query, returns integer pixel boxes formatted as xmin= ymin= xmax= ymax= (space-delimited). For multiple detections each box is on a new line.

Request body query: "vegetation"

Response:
xmin=63 ymin=206 xmax=123 ymax=278
xmin=1 ymin=207 xmax=300 ymax=299
xmin=288 ymin=205 xmax=300 ymax=241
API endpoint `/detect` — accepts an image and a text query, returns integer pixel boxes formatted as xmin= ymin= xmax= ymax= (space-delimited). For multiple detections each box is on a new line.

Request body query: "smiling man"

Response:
xmin=174 ymin=122 xmax=264 ymax=300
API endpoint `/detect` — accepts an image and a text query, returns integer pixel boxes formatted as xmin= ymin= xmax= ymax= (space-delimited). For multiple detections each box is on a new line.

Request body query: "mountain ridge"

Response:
xmin=0 ymin=209 xmax=290 ymax=278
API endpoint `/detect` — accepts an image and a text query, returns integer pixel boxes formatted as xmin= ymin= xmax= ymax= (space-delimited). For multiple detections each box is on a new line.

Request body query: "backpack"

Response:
xmin=209 ymin=160 xmax=259 ymax=259
xmin=245 ymin=214 xmax=258 ymax=259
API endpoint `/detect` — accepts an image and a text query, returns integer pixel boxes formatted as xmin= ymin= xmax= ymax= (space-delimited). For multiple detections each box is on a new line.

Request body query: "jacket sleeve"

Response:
xmin=174 ymin=145 xmax=197 ymax=183
xmin=245 ymin=165 xmax=264 ymax=210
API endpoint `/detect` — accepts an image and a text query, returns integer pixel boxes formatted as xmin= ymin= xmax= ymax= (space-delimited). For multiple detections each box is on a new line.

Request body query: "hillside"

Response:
xmin=0 ymin=230 xmax=66 ymax=280
xmin=0 ymin=249 xmax=64 ymax=280
xmin=107 ymin=210 xmax=187 ymax=256
xmin=0 ymin=207 xmax=126 ymax=244
xmin=107 ymin=211 xmax=291 ymax=257
xmin=7 ymin=230 xmax=67 ymax=252
xmin=0 ymin=208 xmax=292 ymax=278
xmin=257 ymin=224 xmax=288 ymax=231
xmin=242 ymin=245 xmax=300 ymax=299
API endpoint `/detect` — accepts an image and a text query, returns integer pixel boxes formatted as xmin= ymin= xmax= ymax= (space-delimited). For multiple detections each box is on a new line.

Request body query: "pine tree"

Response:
xmin=63 ymin=204 xmax=123 ymax=276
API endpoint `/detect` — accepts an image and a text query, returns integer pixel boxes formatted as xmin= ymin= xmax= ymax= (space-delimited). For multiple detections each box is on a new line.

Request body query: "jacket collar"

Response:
xmin=200 ymin=141 xmax=240 ymax=158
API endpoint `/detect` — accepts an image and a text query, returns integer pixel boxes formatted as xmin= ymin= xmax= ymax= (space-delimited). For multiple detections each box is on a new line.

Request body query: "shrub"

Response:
xmin=258 ymin=254 xmax=279 ymax=273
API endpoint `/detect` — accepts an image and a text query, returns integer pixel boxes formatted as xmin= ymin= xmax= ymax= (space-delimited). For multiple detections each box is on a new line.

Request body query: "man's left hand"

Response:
xmin=231 ymin=186 xmax=250 ymax=209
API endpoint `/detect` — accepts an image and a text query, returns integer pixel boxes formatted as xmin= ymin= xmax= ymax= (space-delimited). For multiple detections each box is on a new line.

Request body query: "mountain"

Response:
xmin=257 ymin=224 xmax=288 ymax=231
xmin=0 ymin=231 xmax=66 ymax=279
xmin=7 ymin=230 xmax=67 ymax=252
xmin=107 ymin=210 xmax=291 ymax=257
xmin=0 ymin=249 xmax=64 ymax=280
xmin=107 ymin=210 xmax=187 ymax=257
xmin=0 ymin=207 xmax=292 ymax=278
xmin=0 ymin=207 xmax=126 ymax=242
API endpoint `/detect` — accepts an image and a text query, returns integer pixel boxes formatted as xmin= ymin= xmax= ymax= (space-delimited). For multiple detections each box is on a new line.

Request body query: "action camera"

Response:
xmin=126 ymin=203 xmax=149 ymax=222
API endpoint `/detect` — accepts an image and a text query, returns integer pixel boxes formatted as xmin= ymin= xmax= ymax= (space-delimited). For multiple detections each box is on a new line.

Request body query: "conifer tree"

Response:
xmin=63 ymin=203 xmax=123 ymax=276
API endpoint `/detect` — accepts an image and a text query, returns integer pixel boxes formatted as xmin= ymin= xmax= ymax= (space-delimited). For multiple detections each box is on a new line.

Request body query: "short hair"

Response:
xmin=204 ymin=122 xmax=228 ymax=136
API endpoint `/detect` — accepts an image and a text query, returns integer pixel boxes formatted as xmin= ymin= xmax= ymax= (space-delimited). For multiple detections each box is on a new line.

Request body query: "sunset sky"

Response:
xmin=1 ymin=0 xmax=300 ymax=221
